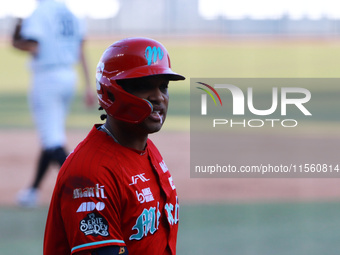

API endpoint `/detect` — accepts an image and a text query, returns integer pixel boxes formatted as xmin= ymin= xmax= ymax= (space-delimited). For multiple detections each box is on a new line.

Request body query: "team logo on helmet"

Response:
xmin=145 ymin=46 xmax=164 ymax=66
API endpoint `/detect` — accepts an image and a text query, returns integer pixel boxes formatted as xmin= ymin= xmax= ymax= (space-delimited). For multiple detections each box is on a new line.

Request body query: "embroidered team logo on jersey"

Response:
xmin=129 ymin=203 xmax=161 ymax=240
xmin=130 ymin=198 xmax=179 ymax=240
xmin=80 ymin=213 xmax=109 ymax=237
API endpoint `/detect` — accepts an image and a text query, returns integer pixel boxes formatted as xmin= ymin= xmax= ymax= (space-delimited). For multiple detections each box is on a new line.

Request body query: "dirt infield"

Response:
xmin=1 ymin=129 xmax=340 ymax=206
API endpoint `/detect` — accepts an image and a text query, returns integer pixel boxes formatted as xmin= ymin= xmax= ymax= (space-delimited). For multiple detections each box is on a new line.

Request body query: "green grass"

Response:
xmin=178 ymin=201 xmax=340 ymax=255
xmin=3 ymin=39 xmax=340 ymax=91
xmin=2 ymin=38 xmax=340 ymax=130
xmin=0 ymin=207 xmax=47 ymax=254
xmin=1 ymin=201 xmax=340 ymax=255
xmin=167 ymin=39 xmax=340 ymax=79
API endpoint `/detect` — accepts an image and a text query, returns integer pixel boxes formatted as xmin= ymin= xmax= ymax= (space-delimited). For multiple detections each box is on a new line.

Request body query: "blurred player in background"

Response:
xmin=44 ymin=37 xmax=185 ymax=254
xmin=12 ymin=0 xmax=95 ymax=207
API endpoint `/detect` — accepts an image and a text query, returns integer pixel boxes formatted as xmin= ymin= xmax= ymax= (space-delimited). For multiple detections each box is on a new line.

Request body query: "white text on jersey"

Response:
xmin=73 ymin=184 xmax=107 ymax=199
xmin=159 ymin=160 xmax=168 ymax=173
xmin=136 ymin=187 xmax=155 ymax=203
xmin=168 ymin=176 xmax=176 ymax=190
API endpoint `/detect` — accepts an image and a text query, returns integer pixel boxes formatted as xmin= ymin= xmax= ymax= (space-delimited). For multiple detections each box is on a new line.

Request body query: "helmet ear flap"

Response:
xmin=106 ymin=90 xmax=115 ymax=103
xmin=97 ymin=79 xmax=153 ymax=124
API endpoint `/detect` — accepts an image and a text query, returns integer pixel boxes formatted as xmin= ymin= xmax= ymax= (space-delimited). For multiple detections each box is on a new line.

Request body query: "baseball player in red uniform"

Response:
xmin=44 ymin=37 xmax=185 ymax=255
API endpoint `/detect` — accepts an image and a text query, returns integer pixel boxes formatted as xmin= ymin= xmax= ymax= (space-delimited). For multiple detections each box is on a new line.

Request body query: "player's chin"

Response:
xmin=143 ymin=118 xmax=165 ymax=134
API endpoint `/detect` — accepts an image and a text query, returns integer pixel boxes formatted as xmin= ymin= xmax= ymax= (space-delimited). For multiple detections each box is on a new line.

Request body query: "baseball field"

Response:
xmin=1 ymin=36 xmax=340 ymax=254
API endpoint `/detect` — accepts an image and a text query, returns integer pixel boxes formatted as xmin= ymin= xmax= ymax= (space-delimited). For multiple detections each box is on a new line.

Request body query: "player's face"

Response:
xmin=121 ymin=76 xmax=169 ymax=134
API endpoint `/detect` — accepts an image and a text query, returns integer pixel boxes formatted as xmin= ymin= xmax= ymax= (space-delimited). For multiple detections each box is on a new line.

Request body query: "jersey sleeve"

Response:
xmin=65 ymin=167 xmax=127 ymax=254
xmin=44 ymin=143 xmax=127 ymax=255
xmin=21 ymin=9 xmax=44 ymax=42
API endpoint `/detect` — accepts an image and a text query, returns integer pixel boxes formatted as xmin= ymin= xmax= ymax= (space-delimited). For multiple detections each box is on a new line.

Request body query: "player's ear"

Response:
xmin=91 ymin=246 xmax=128 ymax=255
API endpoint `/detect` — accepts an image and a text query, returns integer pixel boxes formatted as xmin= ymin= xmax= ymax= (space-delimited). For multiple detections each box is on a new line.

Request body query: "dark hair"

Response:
xmin=98 ymin=107 xmax=107 ymax=120
xmin=98 ymin=90 xmax=116 ymax=121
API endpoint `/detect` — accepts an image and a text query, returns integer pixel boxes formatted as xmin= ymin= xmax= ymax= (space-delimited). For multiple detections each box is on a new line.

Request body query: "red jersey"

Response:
xmin=44 ymin=125 xmax=179 ymax=255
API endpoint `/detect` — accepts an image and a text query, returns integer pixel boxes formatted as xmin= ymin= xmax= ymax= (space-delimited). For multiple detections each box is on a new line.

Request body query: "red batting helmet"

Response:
xmin=96 ymin=37 xmax=185 ymax=124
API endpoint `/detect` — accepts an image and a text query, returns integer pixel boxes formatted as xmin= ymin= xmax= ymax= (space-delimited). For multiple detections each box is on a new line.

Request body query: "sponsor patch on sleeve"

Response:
xmin=79 ymin=212 xmax=109 ymax=237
